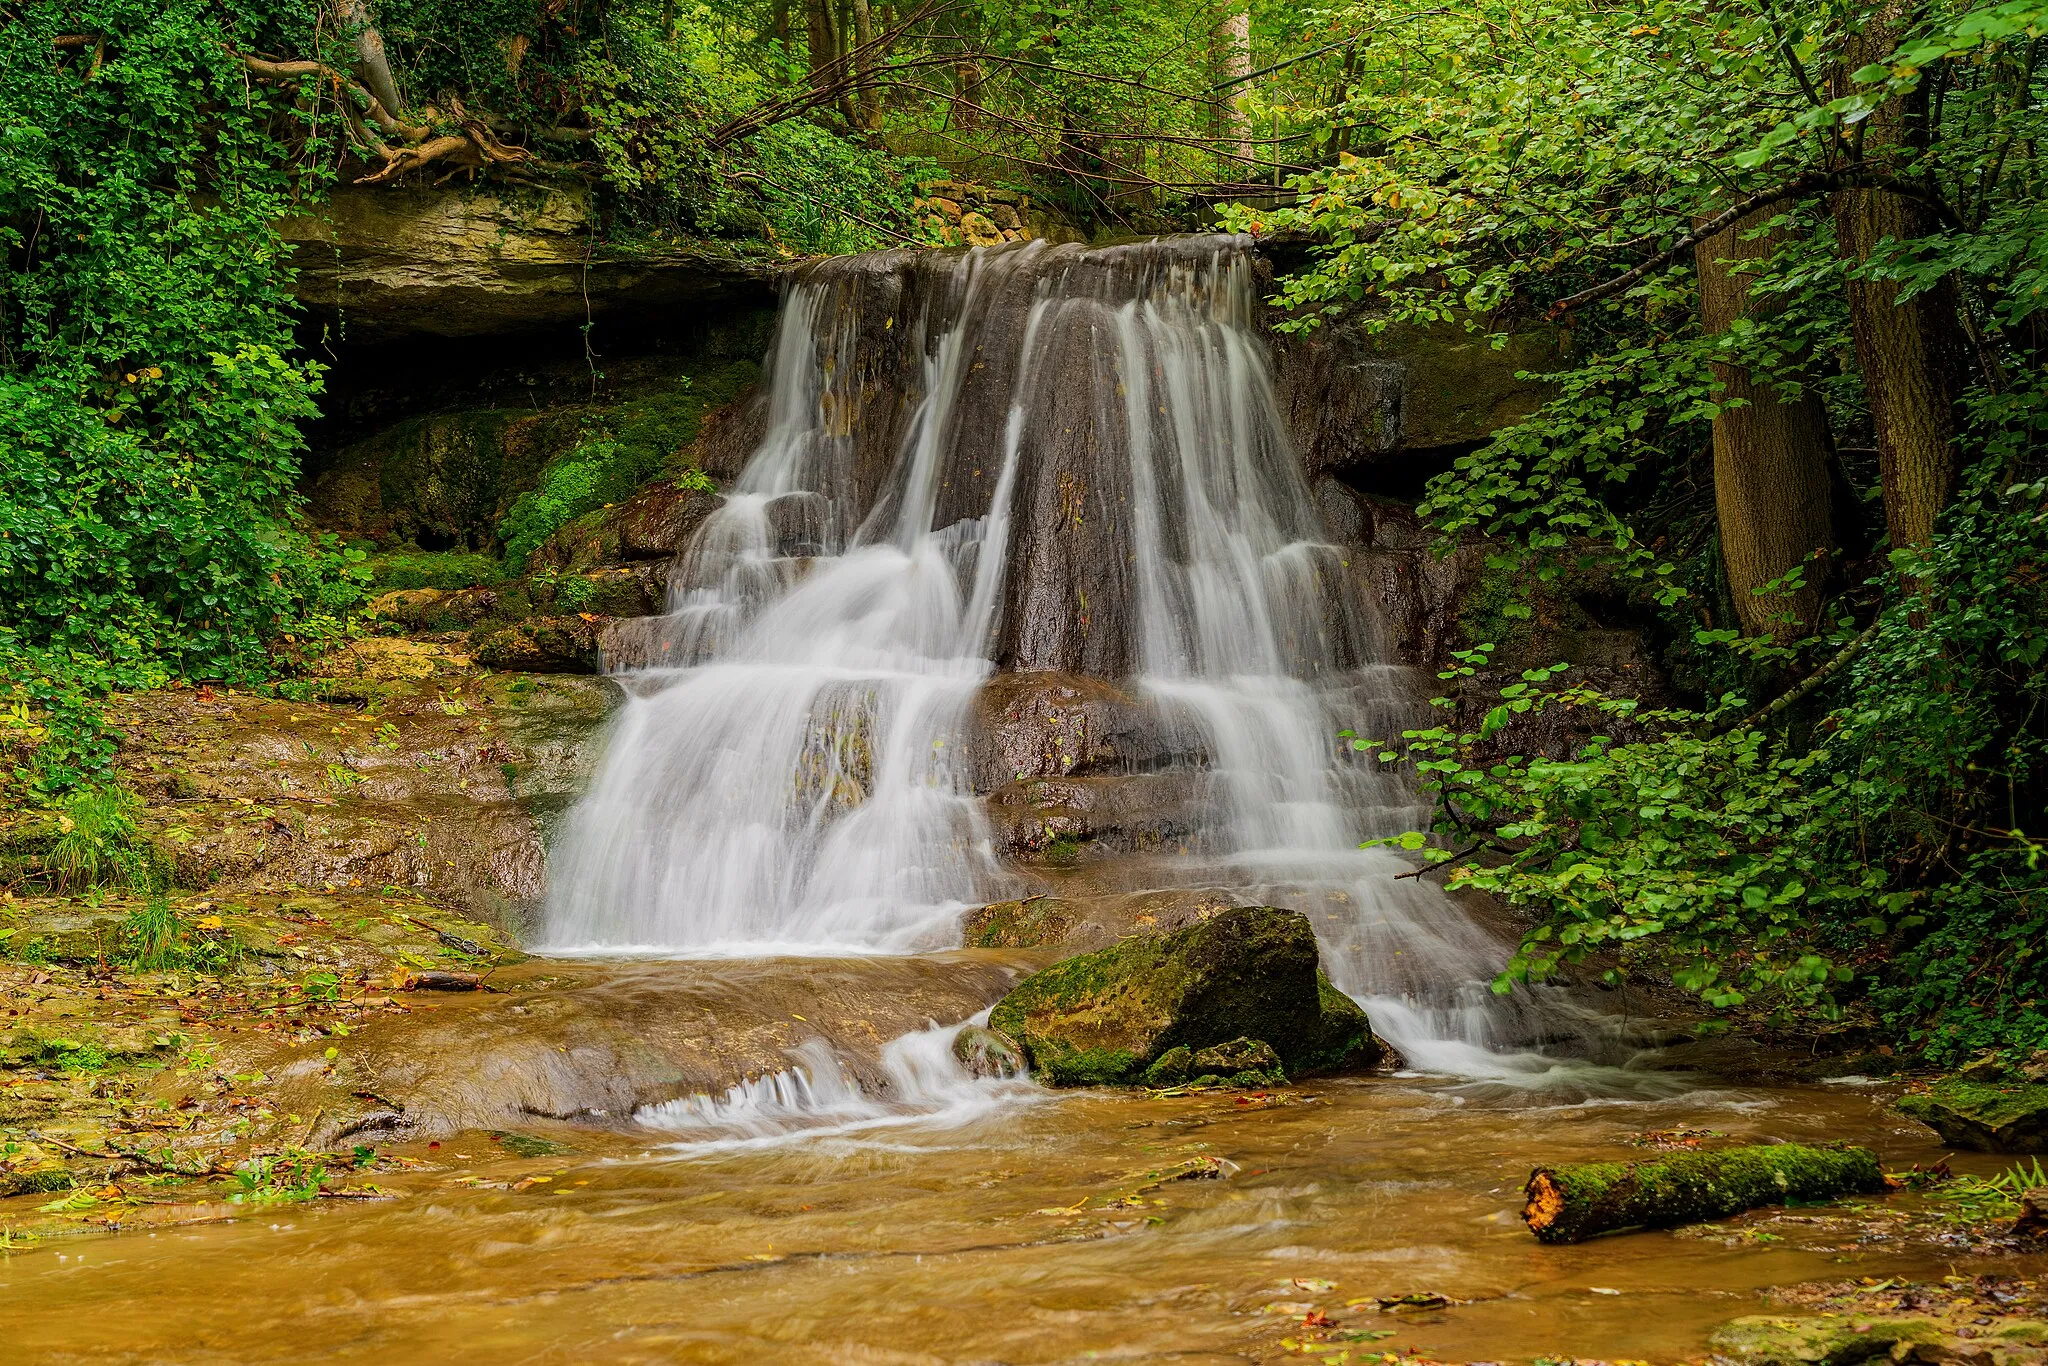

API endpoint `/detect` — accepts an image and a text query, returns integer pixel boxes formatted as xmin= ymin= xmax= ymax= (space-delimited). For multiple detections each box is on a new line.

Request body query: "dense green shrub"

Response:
xmin=1 ymin=0 xmax=369 ymax=793
xmin=1373 ymin=461 xmax=2047 ymax=1053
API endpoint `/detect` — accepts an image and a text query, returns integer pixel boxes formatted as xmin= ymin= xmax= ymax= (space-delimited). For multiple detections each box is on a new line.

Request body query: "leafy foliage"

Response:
xmin=1267 ymin=0 xmax=2048 ymax=1052
xmin=1 ymin=0 xmax=371 ymax=794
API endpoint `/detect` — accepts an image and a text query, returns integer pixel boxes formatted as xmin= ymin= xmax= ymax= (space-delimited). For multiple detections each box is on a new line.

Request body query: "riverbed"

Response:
xmin=5 ymin=1014 xmax=2020 ymax=1364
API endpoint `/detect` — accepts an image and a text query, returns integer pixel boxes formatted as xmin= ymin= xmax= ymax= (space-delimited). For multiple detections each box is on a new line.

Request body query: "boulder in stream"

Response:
xmin=986 ymin=905 xmax=1381 ymax=1086
xmin=1899 ymin=1077 xmax=2048 ymax=1152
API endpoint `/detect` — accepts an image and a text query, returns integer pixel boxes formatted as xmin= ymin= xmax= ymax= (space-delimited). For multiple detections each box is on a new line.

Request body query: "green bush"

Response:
xmin=1368 ymin=465 xmax=2048 ymax=1048
xmin=1 ymin=0 xmax=368 ymax=794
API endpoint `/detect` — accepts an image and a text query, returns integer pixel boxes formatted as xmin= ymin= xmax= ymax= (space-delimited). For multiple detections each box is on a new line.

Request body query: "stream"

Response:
xmin=4 ymin=1050 xmax=2011 ymax=1362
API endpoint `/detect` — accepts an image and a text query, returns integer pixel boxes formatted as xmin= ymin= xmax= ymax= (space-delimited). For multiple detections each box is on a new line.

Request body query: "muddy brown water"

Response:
xmin=3 ymin=998 xmax=2030 ymax=1364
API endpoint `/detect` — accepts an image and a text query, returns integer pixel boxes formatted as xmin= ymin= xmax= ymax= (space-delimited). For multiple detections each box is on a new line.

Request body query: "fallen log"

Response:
xmin=395 ymin=970 xmax=482 ymax=992
xmin=1522 ymin=1143 xmax=1892 ymax=1244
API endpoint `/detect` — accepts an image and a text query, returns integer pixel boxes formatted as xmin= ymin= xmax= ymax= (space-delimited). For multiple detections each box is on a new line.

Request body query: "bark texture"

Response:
xmin=335 ymin=0 xmax=404 ymax=119
xmin=1522 ymin=1144 xmax=1890 ymax=1244
xmin=850 ymin=0 xmax=880 ymax=129
xmin=1695 ymin=209 xmax=1836 ymax=640
xmin=1830 ymin=0 xmax=1971 ymax=549
xmin=805 ymin=0 xmax=837 ymax=88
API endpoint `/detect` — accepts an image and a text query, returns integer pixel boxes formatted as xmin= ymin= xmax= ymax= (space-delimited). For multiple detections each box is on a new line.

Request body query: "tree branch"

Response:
xmin=1544 ymin=168 xmax=1958 ymax=319
xmin=1722 ymin=617 xmax=1883 ymax=735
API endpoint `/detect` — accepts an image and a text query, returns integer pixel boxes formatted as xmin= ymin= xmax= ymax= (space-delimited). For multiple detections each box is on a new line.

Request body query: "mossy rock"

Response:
xmin=470 ymin=616 xmax=609 ymax=673
xmin=1710 ymin=1309 xmax=2048 ymax=1363
xmin=1899 ymin=1077 xmax=2048 ymax=1152
xmin=1708 ymin=1314 xmax=1952 ymax=1364
xmin=952 ymin=1025 xmax=1026 ymax=1079
xmin=1142 ymin=1037 xmax=1287 ymax=1089
xmin=960 ymin=896 xmax=1082 ymax=948
xmin=986 ymin=906 xmax=1381 ymax=1087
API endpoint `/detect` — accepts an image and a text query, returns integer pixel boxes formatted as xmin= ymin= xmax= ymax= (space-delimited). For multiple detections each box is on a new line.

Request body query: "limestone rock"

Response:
xmin=983 ymin=772 xmax=1210 ymax=857
xmin=960 ymin=211 xmax=1005 ymax=248
xmin=961 ymin=896 xmax=1083 ymax=948
xmin=280 ymin=186 xmax=776 ymax=342
xmin=964 ymin=671 xmax=1191 ymax=792
xmin=986 ymin=906 xmax=1381 ymax=1086
xmin=1899 ymin=1078 xmax=2048 ymax=1152
xmin=960 ymin=888 xmax=1254 ymax=953
xmin=1274 ymin=316 xmax=1561 ymax=473
xmin=95 ymin=673 xmax=618 ymax=922
xmin=530 ymin=480 xmax=724 ymax=572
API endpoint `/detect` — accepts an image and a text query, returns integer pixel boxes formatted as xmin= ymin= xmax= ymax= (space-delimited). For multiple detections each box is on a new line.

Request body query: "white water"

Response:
xmin=546 ymin=236 xmax=1644 ymax=1085
xmin=545 ymin=249 xmax=1033 ymax=954
xmin=637 ymin=1020 xmax=1040 ymax=1153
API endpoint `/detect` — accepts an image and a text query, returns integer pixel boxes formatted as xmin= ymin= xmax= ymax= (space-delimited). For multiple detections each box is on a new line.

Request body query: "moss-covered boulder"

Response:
xmin=1899 ymin=1077 xmax=2048 ymax=1152
xmin=985 ymin=906 xmax=1380 ymax=1087
xmin=952 ymin=1024 xmax=1026 ymax=1079
xmin=1141 ymin=1037 xmax=1287 ymax=1089
xmin=471 ymin=615 xmax=610 ymax=672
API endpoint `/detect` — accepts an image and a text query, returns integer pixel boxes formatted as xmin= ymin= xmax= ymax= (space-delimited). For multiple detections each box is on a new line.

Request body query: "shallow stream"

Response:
xmin=4 ymin=1029 xmax=2014 ymax=1362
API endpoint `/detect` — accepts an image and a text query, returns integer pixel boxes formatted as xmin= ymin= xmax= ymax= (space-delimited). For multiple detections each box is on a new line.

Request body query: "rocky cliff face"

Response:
xmin=281 ymin=186 xmax=778 ymax=342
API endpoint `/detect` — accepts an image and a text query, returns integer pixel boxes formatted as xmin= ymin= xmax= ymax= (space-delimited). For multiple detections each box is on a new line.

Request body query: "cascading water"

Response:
xmin=545 ymin=235 xmax=1632 ymax=1086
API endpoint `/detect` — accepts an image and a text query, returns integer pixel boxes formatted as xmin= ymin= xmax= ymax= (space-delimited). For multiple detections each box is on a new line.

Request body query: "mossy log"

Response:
xmin=1522 ymin=1143 xmax=1891 ymax=1244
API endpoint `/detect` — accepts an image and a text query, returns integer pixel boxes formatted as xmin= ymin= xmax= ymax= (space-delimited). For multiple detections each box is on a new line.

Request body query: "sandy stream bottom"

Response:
xmin=4 ymin=1048 xmax=2034 ymax=1364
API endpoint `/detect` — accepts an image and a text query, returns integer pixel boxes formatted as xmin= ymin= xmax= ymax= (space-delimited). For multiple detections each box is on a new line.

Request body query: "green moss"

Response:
xmin=987 ymin=906 xmax=1382 ymax=1087
xmin=960 ymin=896 xmax=1080 ymax=948
xmin=1899 ymin=1077 xmax=2048 ymax=1152
xmin=366 ymin=550 xmax=504 ymax=593
xmin=495 ymin=361 xmax=755 ymax=570
xmin=1523 ymin=1143 xmax=1888 ymax=1244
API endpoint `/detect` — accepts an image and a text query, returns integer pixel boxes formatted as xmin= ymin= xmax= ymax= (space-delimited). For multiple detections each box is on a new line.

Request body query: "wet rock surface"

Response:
xmin=0 ymin=890 xmax=1035 ymax=1213
xmin=1274 ymin=315 xmax=1561 ymax=477
xmin=71 ymin=640 xmax=618 ymax=924
xmin=983 ymin=771 xmax=1211 ymax=856
xmin=529 ymin=479 xmax=723 ymax=572
xmin=470 ymin=613 xmax=612 ymax=673
xmin=987 ymin=905 xmax=1381 ymax=1085
xmin=1711 ymin=1276 xmax=2048 ymax=1364
xmin=279 ymin=951 xmax=1033 ymax=1144
xmin=961 ymin=886 xmax=1255 ymax=953
xmin=963 ymin=671 xmax=1193 ymax=791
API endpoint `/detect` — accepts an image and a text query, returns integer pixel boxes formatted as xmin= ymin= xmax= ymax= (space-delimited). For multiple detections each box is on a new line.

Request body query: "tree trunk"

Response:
xmin=771 ymin=0 xmax=790 ymax=48
xmin=835 ymin=0 xmax=859 ymax=127
xmin=1210 ymin=5 xmax=1251 ymax=178
xmin=1523 ymin=1145 xmax=1889 ymax=1244
xmin=952 ymin=59 xmax=982 ymax=130
xmin=1695 ymin=209 xmax=1836 ymax=641
xmin=806 ymin=0 xmax=836 ymax=90
xmin=334 ymin=0 xmax=404 ymax=117
xmin=850 ymin=0 xmax=880 ymax=130
xmin=1830 ymin=0 xmax=1972 ymax=549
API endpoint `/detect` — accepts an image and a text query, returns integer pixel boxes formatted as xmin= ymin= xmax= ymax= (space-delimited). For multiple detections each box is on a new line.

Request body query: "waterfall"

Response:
xmin=544 ymin=236 xmax=1601 ymax=1076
